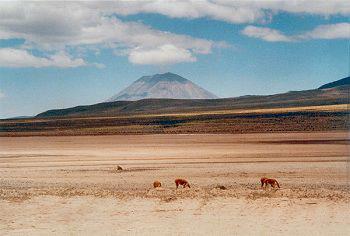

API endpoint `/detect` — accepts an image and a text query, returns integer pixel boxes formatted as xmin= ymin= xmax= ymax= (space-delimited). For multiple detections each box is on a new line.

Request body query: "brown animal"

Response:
xmin=153 ymin=181 xmax=162 ymax=188
xmin=116 ymin=165 xmax=123 ymax=171
xmin=175 ymin=178 xmax=190 ymax=188
xmin=261 ymin=177 xmax=280 ymax=188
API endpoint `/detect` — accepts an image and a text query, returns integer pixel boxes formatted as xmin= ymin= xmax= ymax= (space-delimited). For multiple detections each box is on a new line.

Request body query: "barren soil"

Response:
xmin=0 ymin=132 xmax=349 ymax=235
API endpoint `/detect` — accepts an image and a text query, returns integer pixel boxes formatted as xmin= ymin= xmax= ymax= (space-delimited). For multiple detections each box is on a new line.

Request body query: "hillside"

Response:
xmin=36 ymin=85 xmax=349 ymax=118
xmin=318 ymin=76 xmax=350 ymax=89
xmin=1 ymin=76 xmax=349 ymax=137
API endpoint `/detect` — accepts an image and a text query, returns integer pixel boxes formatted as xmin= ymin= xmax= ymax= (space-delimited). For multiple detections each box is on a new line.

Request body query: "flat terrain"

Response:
xmin=0 ymin=132 xmax=349 ymax=235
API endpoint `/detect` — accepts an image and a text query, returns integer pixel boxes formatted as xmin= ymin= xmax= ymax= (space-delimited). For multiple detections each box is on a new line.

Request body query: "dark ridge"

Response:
xmin=36 ymin=101 xmax=132 ymax=118
xmin=318 ymin=76 xmax=350 ymax=89
xmin=34 ymin=86 xmax=349 ymax=118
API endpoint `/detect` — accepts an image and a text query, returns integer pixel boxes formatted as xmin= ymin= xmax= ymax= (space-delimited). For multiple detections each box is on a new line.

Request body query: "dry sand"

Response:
xmin=0 ymin=132 xmax=349 ymax=235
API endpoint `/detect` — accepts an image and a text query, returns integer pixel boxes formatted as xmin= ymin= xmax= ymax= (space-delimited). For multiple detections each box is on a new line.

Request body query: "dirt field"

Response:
xmin=0 ymin=132 xmax=349 ymax=235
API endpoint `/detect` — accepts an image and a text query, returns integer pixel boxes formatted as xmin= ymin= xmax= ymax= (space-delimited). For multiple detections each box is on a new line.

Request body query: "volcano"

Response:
xmin=107 ymin=72 xmax=218 ymax=101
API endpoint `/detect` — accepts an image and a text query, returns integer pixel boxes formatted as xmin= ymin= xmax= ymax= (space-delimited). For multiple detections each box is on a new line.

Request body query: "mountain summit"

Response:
xmin=107 ymin=72 xmax=218 ymax=101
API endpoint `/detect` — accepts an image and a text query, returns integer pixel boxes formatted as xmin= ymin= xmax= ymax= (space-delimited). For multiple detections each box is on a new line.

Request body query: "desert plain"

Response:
xmin=0 ymin=131 xmax=349 ymax=235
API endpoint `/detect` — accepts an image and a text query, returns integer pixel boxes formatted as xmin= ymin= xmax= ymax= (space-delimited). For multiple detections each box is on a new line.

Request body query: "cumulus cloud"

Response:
xmin=0 ymin=1 xmax=349 ymax=66
xmin=0 ymin=48 xmax=86 ymax=68
xmin=0 ymin=2 xmax=215 ymax=66
xmin=246 ymin=0 xmax=350 ymax=16
xmin=86 ymin=1 xmax=265 ymax=24
xmin=129 ymin=44 xmax=196 ymax=65
xmin=241 ymin=26 xmax=292 ymax=42
xmin=242 ymin=23 xmax=350 ymax=42
xmin=300 ymin=22 xmax=350 ymax=40
xmin=86 ymin=0 xmax=350 ymax=24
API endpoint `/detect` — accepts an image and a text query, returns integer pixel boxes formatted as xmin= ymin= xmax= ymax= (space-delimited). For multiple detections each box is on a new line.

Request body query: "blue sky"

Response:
xmin=0 ymin=1 xmax=349 ymax=118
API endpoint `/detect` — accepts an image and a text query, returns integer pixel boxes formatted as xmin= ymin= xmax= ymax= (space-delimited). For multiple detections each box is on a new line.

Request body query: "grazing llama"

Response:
xmin=261 ymin=177 xmax=280 ymax=188
xmin=153 ymin=181 xmax=162 ymax=188
xmin=175 ymin=178 xmax=190 ymax=188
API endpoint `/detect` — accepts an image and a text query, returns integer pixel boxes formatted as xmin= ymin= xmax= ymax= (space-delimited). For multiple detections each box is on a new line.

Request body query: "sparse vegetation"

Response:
xmin=0 ymin=105 xmax=348 ymax=136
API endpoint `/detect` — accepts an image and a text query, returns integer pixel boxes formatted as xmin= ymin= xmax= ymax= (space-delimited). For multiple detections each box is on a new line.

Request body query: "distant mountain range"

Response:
xmin=107 ymin=72 xmax=217 ymax=101
xmin=7 ymin=116 xmax=33 ymax=119
xmin=36 ymin=75 xmax=349 ymax=118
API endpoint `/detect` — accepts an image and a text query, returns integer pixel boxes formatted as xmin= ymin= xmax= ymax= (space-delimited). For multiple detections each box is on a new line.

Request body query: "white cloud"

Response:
xmin=87 ymin=1 xmax=350 ymax=24
xmin=0 ymin=1 xmax=348 ymax=66
xmin=0 ymin=48 xmax=86 ymax=68
xmin=0 ymin=91 xmax=5 ymax=99
xmin=0 ymin=2 xmax=215 ymax=66
xmin=89 ymin=1 xmax=265 ymax=24
xmin=242 ymin=23 xmax=350 ymax=42
xmin=246 ymin=0 xmax=350 ymax=16
xmin=300 ymin=23 xmax=350 ymax=40
xmin=241 ymin=26 xmax=292 ymax=42
xmin=128 ymin=44 xmax=196 ymax=65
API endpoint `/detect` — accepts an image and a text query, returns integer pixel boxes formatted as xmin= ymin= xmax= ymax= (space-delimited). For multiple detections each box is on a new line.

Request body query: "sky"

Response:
xmin=0 ymin=1 xmax=349 ymax=118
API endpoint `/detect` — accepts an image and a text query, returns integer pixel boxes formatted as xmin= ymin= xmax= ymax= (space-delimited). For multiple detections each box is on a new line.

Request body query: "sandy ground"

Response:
xmin=0 ymin=132 xmax=349 ymax=235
